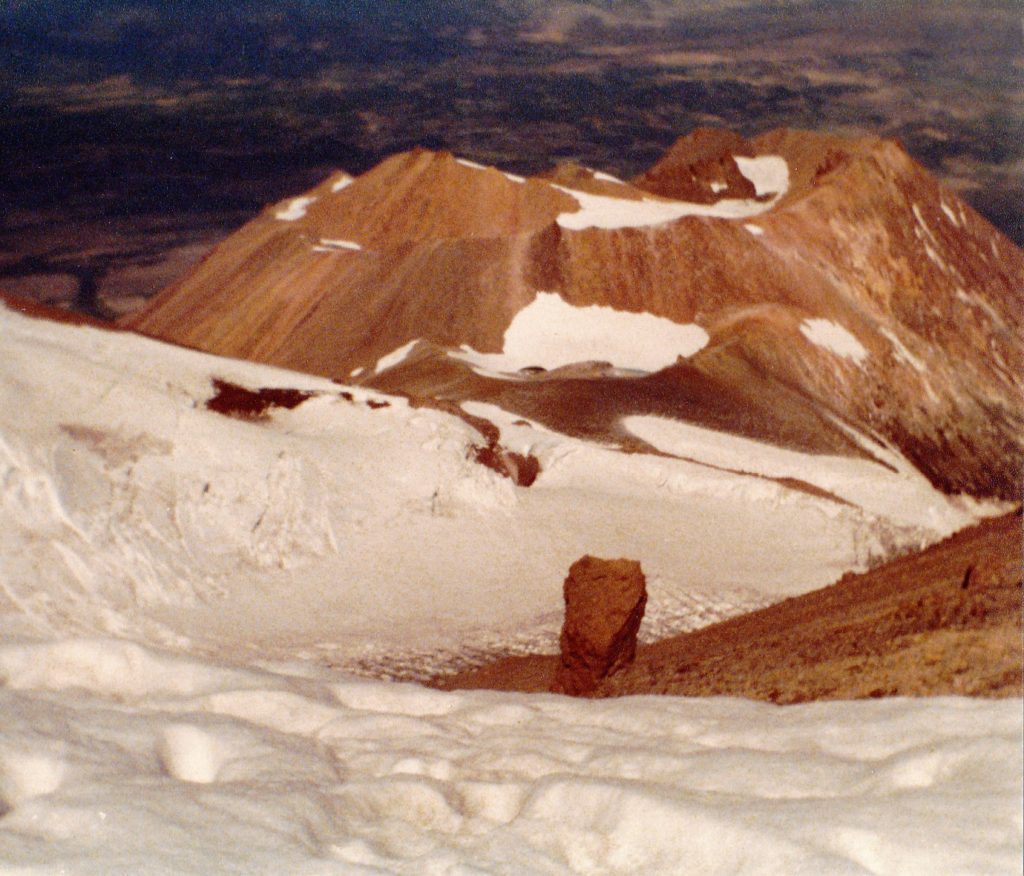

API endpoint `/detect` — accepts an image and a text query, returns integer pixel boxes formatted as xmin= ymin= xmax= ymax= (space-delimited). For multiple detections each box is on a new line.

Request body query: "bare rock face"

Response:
xmin=553 ymin=556 xmax=647 ymax=696
xmin=632 ymin=127 xmax=757 ymax=202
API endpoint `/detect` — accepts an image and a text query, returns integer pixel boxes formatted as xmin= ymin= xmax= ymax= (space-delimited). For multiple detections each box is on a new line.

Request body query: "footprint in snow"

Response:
xmin=0 ymin=748 xmax=66 ymax=814
xmin=157 ymin=724 xmax=223 ymax=784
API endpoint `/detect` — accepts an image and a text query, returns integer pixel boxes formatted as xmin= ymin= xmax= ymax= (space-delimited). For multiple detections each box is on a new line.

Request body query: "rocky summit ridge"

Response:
xmin=125 ymin=127 xmax=1024 ymax=500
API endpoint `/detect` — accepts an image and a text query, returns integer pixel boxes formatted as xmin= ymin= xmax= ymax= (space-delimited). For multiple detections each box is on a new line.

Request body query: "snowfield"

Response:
xmin=0 ymin=301 xmax=995 ymax=668
xmin=0 ymin=300 xmax=1020 ymax=873
xmin=0 ymin=637 xmax=1019 ymax=875
xmin=449 ymin=291 xmax=710 ymax=374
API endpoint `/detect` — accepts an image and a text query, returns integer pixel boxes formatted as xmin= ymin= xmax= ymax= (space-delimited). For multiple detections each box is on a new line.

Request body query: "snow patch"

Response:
xmin=274 ymin=196 xmax=317 ymax=222
xmin=373 ymin=338 xmax=420 ymax=374
xmin=317 ymin=238 xmax=362 ymax=251
xmin=456 ymin=157 xmax=525 ymax=184
xmin=744 ymin=223 xmax=764 ymax=236
xmin=912 ymin=204 xmax=933 ymax=238
xmin=593 ymin=170 xmax=625 ymax=184
xmin=924 ymin=243 xmax=949 ymax=272
xmin=553 ymin=156 xmax=789 ymax=231
xmin=911 ymin=203 xmax=953 ymax=276
xmin=940 ymin=200 xmax=960 ymax=226
xmin=710 ymin=181 xmax=728 ymax=193
xmin=799 ymin=318 xmax=869 ymax=363
xmin=622 ymin=415 xmax=970 ymax=531
xmin=880 ymin=327 xmax=926 ymax=372
xmin=959 ymin=289 xmax=1007 ymax=328
xmin=734 ymin=155 xmax=790 ymax=197
xmin=330 ymin=175 xmax=354 ymax=193
xmin=554 ymin=187 xmax=780 ymax=230
xmin=449 ymin=292 xmax=709 ymax=373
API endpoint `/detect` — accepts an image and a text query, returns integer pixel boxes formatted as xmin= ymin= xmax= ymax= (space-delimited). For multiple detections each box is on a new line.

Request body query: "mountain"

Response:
xmin=0 ymin=291 xmax=1020 ymax=874
xmin=125 ymin=128 xmax=1024 ymax=501
xmin=2 ymin=125 xmax=1022 ymax=870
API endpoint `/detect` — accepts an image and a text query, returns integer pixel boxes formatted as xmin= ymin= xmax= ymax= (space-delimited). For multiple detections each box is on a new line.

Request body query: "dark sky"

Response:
xmin=1 ymin=1 xmax=1021 ymax=315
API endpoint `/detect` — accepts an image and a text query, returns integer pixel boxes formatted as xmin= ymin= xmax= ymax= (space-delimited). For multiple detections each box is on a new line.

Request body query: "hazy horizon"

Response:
xmin=2 ymin=0 xmax=1020 ymax=315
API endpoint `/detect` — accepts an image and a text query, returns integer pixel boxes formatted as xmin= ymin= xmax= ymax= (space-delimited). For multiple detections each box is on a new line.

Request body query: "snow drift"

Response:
xmin=0 ymin=637 xmax=1020 ymax=875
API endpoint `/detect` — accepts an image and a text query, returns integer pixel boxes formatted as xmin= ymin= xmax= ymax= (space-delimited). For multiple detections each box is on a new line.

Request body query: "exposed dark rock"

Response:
xmin=472 ymin=443 xmax=541 ymax=487
xmin=205 ymin=378 xmax=315 ymax=419
xmin=407 ymin=395 xmax=541 ymax=487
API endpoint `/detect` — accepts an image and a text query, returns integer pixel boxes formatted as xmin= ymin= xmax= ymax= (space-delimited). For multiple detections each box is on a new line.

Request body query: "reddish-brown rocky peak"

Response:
xmin=543 ymin=160 xmax=599 ymax=188
xmin=290 ymin=148 xmax=576 ymax=247
xmin=656 ymin=126 xmax=751 ymax=165
xmin=746 ymin=126 xmax=882 ymax=195
xmin=553 ymin=556 xmax=647 ymax=696
xmin=541 ymin=161 xmax=646 ymax=199
xmin=123 ymin=127 xmax=1024 ymax=500
xmin=633 ymin=127 xmax=757 ymax=202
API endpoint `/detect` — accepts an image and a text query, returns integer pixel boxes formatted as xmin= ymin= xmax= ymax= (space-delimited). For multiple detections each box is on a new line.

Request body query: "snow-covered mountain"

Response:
xmin=2 ymin=126 xmax=1021 ymax=873
xmin=1 ymin=296 xmax=1020 ymax=874
xmin=125 ymin=128 xmax=1024 ymax=499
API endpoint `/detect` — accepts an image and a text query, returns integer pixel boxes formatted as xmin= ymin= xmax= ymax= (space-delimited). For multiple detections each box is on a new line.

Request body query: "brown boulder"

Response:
xmin=553 ymin=556 xmax=647 ymax=696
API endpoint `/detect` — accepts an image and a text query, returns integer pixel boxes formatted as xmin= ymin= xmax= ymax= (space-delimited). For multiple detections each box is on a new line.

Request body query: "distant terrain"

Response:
xmin=2 ymin=1 xmax=1021 ymax=314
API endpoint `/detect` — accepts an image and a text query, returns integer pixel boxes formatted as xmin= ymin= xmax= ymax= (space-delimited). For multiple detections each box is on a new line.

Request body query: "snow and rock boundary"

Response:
xmin=437 ymin=511 xmax=1023 ymax=701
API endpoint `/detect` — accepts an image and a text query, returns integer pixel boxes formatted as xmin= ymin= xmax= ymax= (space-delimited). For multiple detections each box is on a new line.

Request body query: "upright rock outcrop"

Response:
xmin=553 ymin=556 xmax=647 ymax=696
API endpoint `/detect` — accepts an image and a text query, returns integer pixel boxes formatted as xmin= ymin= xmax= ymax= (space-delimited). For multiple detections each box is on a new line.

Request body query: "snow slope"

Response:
xmin=0 ymin=637 xmax=1019 ymax=875
xmin=1 ymin=301 xmax=1019 ymax=873
xmin=554 ymin=154 xmax=789 ymax=230
xmin=0 ymin=301 xmax=995 ymax=671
